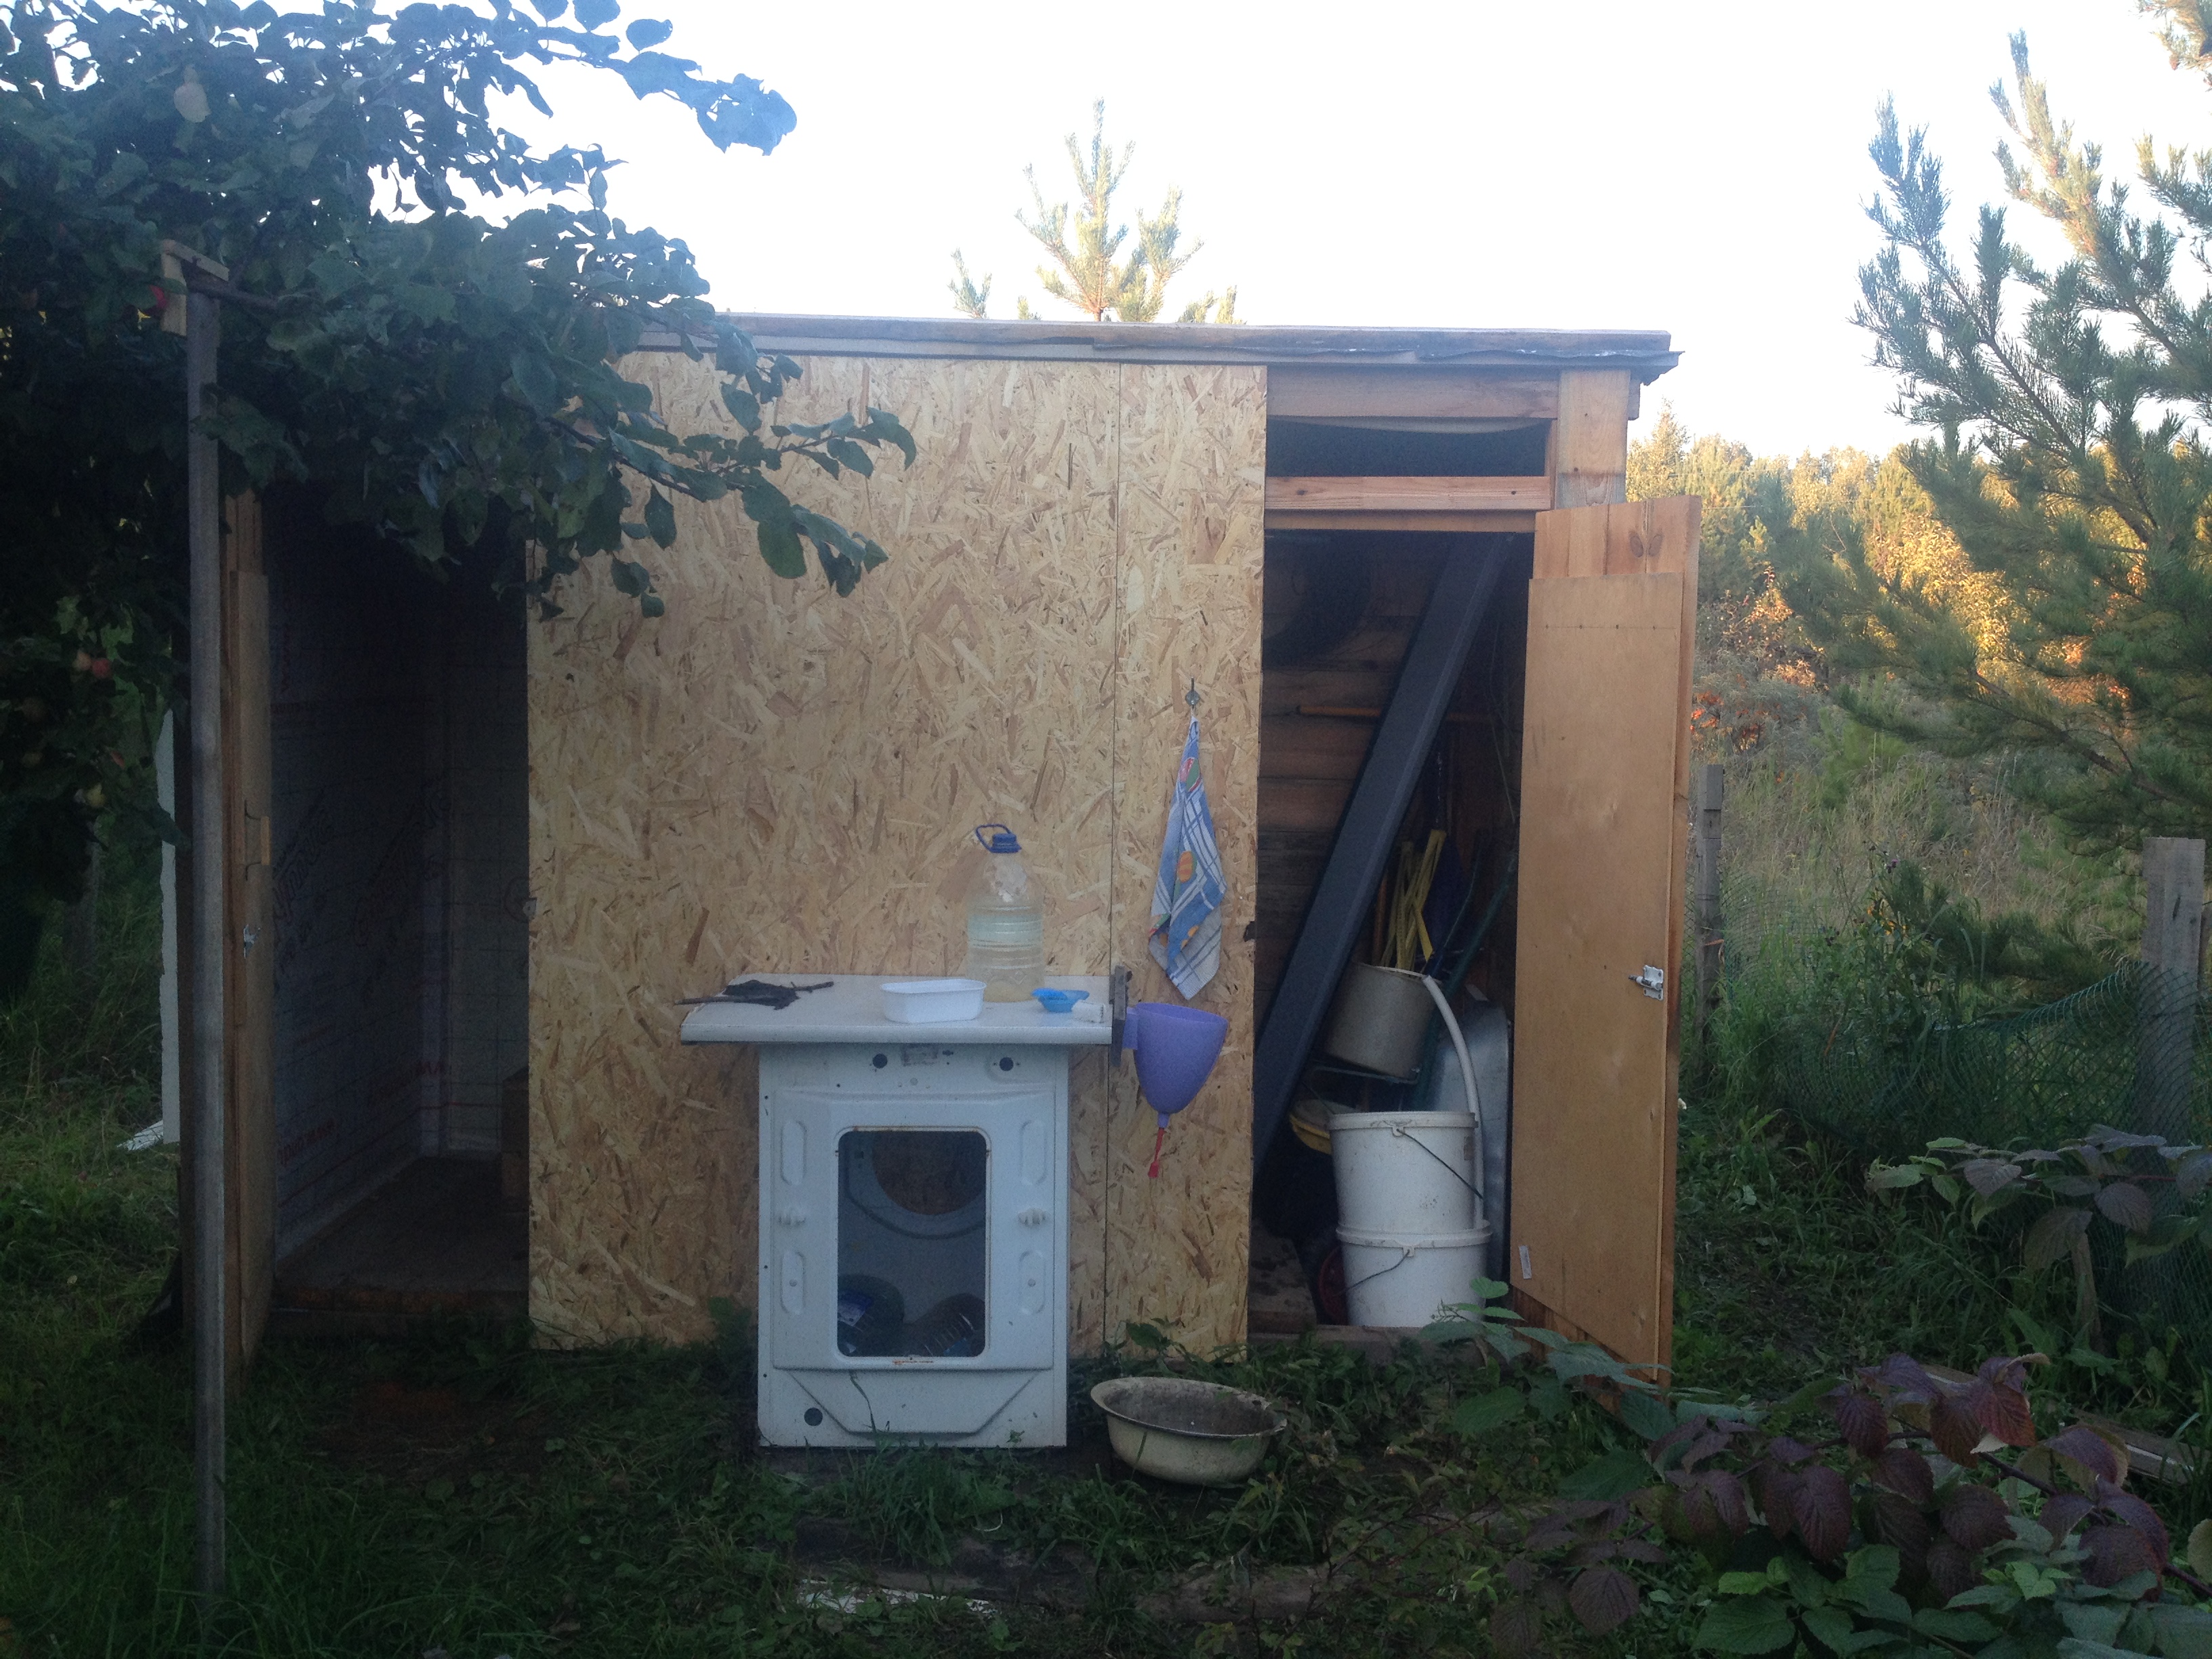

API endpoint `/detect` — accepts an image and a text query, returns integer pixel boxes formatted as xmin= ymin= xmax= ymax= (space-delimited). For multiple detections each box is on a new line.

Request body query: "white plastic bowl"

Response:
xmin=880 ymin=978 xmax=986 ymax=1023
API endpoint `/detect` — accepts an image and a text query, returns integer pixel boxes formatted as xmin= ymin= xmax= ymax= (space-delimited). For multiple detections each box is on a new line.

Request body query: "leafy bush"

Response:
xmin=1488 ymin=1347 xmax=2212 ymax=1658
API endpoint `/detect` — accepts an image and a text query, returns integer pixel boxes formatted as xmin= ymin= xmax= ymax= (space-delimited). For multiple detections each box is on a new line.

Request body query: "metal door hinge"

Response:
xmin=1631 ymin=964 xmax=1665 ymax=1000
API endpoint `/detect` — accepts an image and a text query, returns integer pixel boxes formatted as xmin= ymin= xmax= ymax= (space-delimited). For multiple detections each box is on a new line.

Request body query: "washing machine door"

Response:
xmin=763 ymin=1084 xmax=1059 ymax=1376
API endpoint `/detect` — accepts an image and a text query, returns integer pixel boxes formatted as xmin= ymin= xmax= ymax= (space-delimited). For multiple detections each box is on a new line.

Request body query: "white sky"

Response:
xmin=508 ymin=0 xmax=2212 ymax=458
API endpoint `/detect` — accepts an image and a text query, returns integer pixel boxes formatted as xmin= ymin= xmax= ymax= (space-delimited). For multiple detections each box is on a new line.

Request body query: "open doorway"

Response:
xmin=1248 ymin=528 xmax=1533 ymax=1334
xmin=258 ymin=495 xmax=530 ymax=1329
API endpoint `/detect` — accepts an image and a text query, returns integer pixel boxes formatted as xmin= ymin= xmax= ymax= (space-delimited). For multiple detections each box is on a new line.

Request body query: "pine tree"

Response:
xmin=947 ymin=101 xmax=1237 ymax=323
xmin=1784 ymin=14 xmax=2212 ymax=850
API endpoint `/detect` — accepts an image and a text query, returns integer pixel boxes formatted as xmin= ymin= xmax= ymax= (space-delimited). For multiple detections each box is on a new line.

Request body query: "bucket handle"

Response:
xmin=1342 ymin=1243 xmax=1418 ymax=1294
xmin=1389 ymin=1120 xmax=1484 ymax=1204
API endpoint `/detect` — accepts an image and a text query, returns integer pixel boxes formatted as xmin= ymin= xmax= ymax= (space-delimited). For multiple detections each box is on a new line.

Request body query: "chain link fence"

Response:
xmin=1710 ymin=880 xmax=2212 ymax=1365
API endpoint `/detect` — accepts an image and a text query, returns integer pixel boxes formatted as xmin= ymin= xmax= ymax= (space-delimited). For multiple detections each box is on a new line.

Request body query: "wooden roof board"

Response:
xmin=655 ymin=313 xmax=1681 ymax=380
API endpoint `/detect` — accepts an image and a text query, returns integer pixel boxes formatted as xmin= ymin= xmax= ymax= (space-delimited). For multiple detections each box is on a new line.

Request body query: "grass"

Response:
xmin=0 ymin=859 xmax=1654 ymax=1656
xmin=5 ymin=730 xmax=2205 ymax=1656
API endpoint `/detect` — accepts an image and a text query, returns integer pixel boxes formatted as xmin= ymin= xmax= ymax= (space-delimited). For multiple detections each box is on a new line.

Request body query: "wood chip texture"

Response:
xmin=528 ymin=353 xmax=1263 ymax=1350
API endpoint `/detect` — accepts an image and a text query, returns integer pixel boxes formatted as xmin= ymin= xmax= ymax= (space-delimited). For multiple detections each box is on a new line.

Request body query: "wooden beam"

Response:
xmin=1265 ymin=510 xmax=1536 ymax=534
xmin=1553 ymin=369 xmax=1633 ymax=508
xmin=1265 ymin=475 xmax=1550 ymax=514
xmin=1267 ymin=366 xmax=1559 ymax=421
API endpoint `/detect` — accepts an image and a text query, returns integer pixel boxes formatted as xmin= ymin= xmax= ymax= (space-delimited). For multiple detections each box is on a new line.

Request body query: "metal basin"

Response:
xmin=1090 ymin=1377 xmax=1286 ymax=1486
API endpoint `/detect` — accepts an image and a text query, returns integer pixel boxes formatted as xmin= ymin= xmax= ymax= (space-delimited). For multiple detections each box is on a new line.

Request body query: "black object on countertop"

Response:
xmin=679 ymin=978 xmax=834 ymax=1010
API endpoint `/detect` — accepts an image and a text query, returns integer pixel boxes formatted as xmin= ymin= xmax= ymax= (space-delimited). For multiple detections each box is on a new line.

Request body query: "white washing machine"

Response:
xmin=680 ymin=975 xmax=1108 ymax=1447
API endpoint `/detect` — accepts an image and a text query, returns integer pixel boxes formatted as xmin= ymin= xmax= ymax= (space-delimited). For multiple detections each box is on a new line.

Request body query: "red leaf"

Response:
xmin=2100 ymin=1488 xmax=2171 ymax=1568
xmin=1503 ymin=1557 xmax=1537 ymax=1595
xmin=2041 ymin=1425 xmax=2124 ymax=1486
xmin=1492 ymin=1598 xmax=1544 ymax=1658
xmin=1872 ymin=1446 xmax=1936 ymax=1505
xmin=1973 ymin=1376 xmax=2037 ymax=1449
xmin=2096 ymin=1182 xmax=2155 ymax=1234
xmin=1939 ymin=1483 xmax=2013 ymax=1551
xmin=1866 ymin=1354 xmax=1943 ymax=1403
xmin=1768 ymin=1435 xmax=1818 ymax=1466
xmin=1828 ymin=1387 xmax=1891 ymax=1455
xmin=1757 ymin=1467 xmax=1803 ymax=1542
xmin=1930 ymin=1390 xmax=1986 ymax=1465
xmin=1793 ymin=1465 xmax=1852 ymax=1562
xmin=1927 ymin=1535 xmax=1980 ymax=1603
xmin=2040 ymin=1495 xmax=2092 ymax=1540
xmin=1568 ymin=1565 xmax=1641 ymax=1635
xmin=1870 ymin=1490 xmax=1932 ymax=1557
xmin=1962 ymin=1158 xmax=2024 ymax=1195
xmin=2083 ymin=1524 xmax=2161 ymax=1588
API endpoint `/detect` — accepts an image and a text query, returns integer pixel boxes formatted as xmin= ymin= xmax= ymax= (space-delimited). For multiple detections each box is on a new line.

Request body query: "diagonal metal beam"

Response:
xmin=1252 ymin=535 xmax=1512 ymax=1158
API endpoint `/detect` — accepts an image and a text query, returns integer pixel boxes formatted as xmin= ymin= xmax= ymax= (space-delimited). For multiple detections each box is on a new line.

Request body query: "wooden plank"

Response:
xmin=1509 ymin=496 xmax=1700 ymax=1374
xmin=1258 ymin=777 xmax=1356 ymax=834
xmin=221 ymin=491 xmax=275 ymax=1377
xmin=1267 ymin=367 xmax=1559 ymax=421
xmin=1265 ymin=476 xmax=1549 ymax=514
xmin=1103 ymin=363 xmax=1267 ymax=1353
xmin=1534 ymin=496 xmax=1696 ymax=579
xmin=1553 ymin=369 xmax=1633 ymax=508
xmin=1265 ymin=510 xmax=1538 ymax=534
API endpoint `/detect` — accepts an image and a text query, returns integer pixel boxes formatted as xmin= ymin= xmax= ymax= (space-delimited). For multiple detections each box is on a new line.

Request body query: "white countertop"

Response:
xmin=678 ymin=975 xmax=1113 ymax=1047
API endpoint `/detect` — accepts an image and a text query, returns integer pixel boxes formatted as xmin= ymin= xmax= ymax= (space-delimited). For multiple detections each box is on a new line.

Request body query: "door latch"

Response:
xmin=1630 ymin=964 xmax=1665 ymax=1000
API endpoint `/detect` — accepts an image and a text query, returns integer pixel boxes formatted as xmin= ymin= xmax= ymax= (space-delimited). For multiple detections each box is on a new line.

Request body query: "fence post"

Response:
xmin=1694 ymin=764 xmax=1725 ymax=1038
xmin=2137 ymin=837 xmax=2205 ymax=1147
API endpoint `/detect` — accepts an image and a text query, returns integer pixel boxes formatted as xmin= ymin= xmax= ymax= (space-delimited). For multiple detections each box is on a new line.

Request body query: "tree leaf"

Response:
xmin=1870 ymin=1447 xmax=1935 ymax=1505
xmin=1619 ymin=1389 xmax=1677 ymax=1441
xmin=624 ymin=18 xmax=673 ymax=47
xmin=2042 ymin=1425 xmax=2125 ymax=1487
xmin=1828 ymin=1387 xmax=1891 ymax=1456
xmin=2150 ymin=1604 xmax=2212 ymax=1659
xmin=1938 ymin=1482 xmax=2013 ymax=1551
xmin=1914 ymin=1608 xmax=2000 ymax=1642
xmin=643 ymin=489 xmax=676 ymax=548
xmin=1795 ymin=1465 xmax=1853 ymax=1561
xmin=1490 ymin=1598 xmax=1542 ymax=1658
xmin=1568 ymin=1565 xmax=1639 ymax=1635
xmin=2026 ymin=1206 xmax=2094 ymax=1271
xmin=1559 ymin=1448 xmax=1654 ymax=1500
xmin=1695 ymin=1595 xmax=1797 ymax=1654
xmin=2096 ymin=1183 xmax=2154 ymax=1234
xmin=2188 ymin=1517 xmax=2212 ymax=1581
xmin=1452 ymin=1387 xmax=1524 ymax=1437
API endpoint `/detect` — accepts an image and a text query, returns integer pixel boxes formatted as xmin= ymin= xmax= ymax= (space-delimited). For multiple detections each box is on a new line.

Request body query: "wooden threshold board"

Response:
xmin=1265 ymin=475 xmax=1549 ymax=514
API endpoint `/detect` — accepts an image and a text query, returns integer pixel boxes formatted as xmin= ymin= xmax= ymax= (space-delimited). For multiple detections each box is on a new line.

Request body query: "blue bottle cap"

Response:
xmin=974 ymin=822 xmax=1020 ymax=853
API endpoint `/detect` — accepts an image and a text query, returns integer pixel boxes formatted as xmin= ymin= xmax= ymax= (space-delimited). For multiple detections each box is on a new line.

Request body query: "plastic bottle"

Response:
xmin=962 ymin=823 xmax=1044 ymax=1002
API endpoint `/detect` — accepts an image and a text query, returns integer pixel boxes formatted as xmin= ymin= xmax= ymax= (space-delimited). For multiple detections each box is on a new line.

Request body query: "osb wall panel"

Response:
xmin=1104 ymin=365 xmax=1267 ymax=1350
xmin=531 ymin=352 xmax=1126 ymax=1343
xmin=529 ymin=351 xmax=1264 ymax=1350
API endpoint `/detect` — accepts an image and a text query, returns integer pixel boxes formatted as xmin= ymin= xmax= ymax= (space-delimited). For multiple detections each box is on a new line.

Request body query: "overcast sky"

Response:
xmin=505 ymin=0 xmax=2212 ymax=458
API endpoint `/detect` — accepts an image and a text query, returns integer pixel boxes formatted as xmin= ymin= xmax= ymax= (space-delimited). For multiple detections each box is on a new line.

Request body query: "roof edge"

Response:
xmin=668 ymin=312 xmax=1680 ymax=380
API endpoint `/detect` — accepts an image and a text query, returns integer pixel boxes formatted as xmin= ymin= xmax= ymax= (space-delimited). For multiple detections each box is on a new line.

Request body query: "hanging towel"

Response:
xmin=1149 ymin=715 xmax=1226 ymax=998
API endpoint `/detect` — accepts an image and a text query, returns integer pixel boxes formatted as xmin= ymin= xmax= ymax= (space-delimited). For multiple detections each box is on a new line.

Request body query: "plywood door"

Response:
xmin=1508 ymin=497 xmax=1698 ymax=1373
xmin=224 ymin=493 xmax=275 ymax=1376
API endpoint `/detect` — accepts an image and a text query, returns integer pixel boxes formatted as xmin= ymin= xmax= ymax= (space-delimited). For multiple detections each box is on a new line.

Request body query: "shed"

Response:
xmin=190 ymin=315 xmax=1696 ymax=1378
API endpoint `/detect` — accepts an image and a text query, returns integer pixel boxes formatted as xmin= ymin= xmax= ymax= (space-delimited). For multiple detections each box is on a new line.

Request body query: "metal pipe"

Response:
xmin=186 ymin=283 xmax=227 ymax=1605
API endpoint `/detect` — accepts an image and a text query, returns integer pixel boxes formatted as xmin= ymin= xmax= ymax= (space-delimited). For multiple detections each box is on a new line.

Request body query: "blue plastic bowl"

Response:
xmin=1031 ymin=987 xmax=1090 ymax=1015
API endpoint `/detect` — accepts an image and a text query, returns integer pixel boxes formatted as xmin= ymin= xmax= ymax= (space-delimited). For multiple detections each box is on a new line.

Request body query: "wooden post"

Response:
xmin=166 ymin=237 xmax=229 ymax=1608
xmin=1694 ymin=764 xmax=1724 ymax=1037
xmin=2137 ymin=837 xmax=2205 ymax=1147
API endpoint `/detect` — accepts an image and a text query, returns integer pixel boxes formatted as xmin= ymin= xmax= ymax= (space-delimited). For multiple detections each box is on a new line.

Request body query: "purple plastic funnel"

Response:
xmin=1124 ymin=1002 xmax=1229 ymax=1128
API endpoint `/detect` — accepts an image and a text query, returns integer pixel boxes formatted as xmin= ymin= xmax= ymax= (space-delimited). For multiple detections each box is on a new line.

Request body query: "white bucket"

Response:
xmin=1338 ymin=1225 xmax=1492 ymax=1328
xmin=1328 ymin=1111 xmax=1479 ymax=1235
